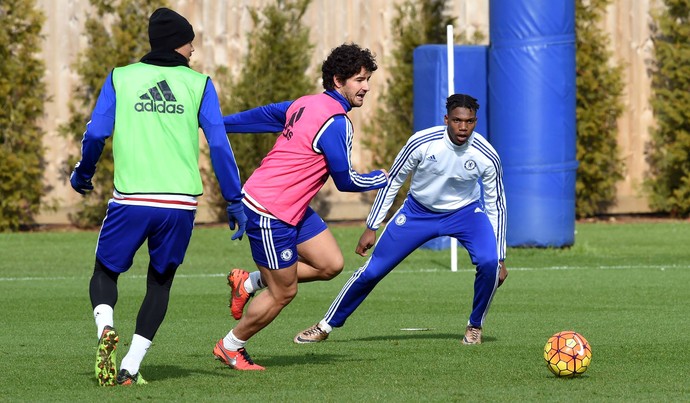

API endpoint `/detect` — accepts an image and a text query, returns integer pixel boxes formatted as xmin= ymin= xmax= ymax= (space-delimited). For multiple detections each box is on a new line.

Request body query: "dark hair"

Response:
xmin=321 ymin=43 xmax=378 ymax=91
xmin=446 ymin=94 xmax=480 ymax=114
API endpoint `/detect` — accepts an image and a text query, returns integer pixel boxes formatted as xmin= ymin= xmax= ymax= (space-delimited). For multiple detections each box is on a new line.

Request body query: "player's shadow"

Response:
xmin=347 ymin=333 xmax=497 ymax=343
xmin=80 ymin=364 xmax=220 ymax=383
xmin=346 ymin=332 xmax=456 ymax=342
xmin=85 ymin=333 xmax=498 ymax=382
xmin=137 ymin=364 xmax=219 ymax=381
xmin=258 ymin=353 xmax=352 ymax=368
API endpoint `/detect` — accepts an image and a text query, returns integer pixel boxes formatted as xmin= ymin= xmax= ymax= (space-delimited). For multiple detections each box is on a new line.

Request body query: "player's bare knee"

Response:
xmin=276 ymin=290 xmax=297 ymax=306
xmin=270 ymin=285 xmax=298 ymax=306
xmin=322 ymin=258 xmax=344 ymax=280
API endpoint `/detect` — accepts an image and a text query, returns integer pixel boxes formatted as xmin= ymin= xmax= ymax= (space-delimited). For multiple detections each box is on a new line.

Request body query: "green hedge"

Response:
xmin=575 ymin=0 xmax=625 ymax=218
xmin=0 ymin=1 xmax=46 ymax=231
xmin=645 ymin=0 xmax=690 ymax=217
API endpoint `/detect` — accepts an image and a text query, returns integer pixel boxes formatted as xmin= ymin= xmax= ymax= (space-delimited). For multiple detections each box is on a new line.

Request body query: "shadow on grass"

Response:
xmin=347 ymin=332 xmax=455 ymax=342
xmin=272 ymin=332 xmax=498 ymax=345
xmin=125 ymin=364 xmax=221 ymax=381
xmin=345 ymin=332 xmax=497 ymax=343
xmin=259 ymin=353 xmax=351 ymax=368
xmin=147 ymin=355 xmax=352 ymax=375
xmin=105 ymin=333 xmax=499 ymax=380
xmin=328 ymin=331 xmax=497 ymax=343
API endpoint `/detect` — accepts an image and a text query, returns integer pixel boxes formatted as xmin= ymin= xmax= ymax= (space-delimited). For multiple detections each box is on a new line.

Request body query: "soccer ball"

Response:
xmin=543 ymin=331 xmax=592 ymax=377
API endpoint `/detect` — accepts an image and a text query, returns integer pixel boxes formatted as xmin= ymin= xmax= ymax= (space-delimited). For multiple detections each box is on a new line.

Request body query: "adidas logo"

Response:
xmin=426 ymin=155 xmax=437 ymax=162
xmin=134 ymin=80 xmax=185 ymax=114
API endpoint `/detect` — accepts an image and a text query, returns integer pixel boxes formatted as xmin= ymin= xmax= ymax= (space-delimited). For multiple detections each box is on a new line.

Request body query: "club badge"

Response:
xmin=395 ymin=214 xmax=407 ymax=226
xmin=280 ymin=249 xmax=293 ymax=261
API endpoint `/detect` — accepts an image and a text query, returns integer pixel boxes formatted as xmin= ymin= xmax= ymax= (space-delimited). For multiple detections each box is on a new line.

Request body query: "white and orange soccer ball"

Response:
xmin=543 ymin=331 xmax=592 ymax=377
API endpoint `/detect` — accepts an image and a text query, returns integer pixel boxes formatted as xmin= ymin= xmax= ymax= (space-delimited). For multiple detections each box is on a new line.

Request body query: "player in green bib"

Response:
xmin=70 ymin=8 xmax=246 ymax=386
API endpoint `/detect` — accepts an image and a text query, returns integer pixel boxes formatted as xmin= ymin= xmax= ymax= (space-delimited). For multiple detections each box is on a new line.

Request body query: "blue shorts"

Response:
xmin=96 ymin=202 xmax=195 ymax=274
xmin=245 ymin=206 xmax=328 ymax=270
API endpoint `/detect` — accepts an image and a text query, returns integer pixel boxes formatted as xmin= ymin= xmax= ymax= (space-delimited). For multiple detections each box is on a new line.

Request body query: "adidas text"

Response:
xmin=134 ymin=100 xmax=184 ymax=114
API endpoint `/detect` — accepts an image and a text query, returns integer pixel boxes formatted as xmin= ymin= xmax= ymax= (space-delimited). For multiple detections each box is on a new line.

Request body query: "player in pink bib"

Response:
xmin=212 ymin=43 xmax=388 ymax=370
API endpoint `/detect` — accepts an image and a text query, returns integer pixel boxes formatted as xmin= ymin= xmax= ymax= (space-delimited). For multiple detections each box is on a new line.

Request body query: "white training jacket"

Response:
xmin=365 ymin=125 xmax=507 ymax=260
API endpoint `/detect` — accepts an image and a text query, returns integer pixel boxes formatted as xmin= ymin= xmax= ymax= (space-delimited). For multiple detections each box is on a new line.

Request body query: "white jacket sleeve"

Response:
xmin=365 ymin=137 xmax=423 ymax=230
xmin=480 ymin=153 xmax=507 ymax=261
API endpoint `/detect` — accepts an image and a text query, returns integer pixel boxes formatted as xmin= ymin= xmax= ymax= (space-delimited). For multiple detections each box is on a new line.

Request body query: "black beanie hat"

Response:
xmin=148 ymin=8 xmax=195 ymax=51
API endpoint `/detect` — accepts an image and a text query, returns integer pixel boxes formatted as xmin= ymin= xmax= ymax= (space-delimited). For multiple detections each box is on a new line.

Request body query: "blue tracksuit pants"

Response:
xmin=323 ymin=196 xmax=500 ymax=329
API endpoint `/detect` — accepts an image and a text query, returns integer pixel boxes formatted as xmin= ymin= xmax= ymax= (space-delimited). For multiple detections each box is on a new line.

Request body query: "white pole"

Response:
xmin=446 ymin=25 xmax=454 ymax=97
xmin=447 ymin=25 xmax=458 ymax=273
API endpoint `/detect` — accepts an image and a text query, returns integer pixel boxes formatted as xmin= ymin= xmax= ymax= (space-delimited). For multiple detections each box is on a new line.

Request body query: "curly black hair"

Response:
xmin=321 ymin=43 xmax=378 ymax=91
xmin=446 ymin=94 xmax=480 ymax=114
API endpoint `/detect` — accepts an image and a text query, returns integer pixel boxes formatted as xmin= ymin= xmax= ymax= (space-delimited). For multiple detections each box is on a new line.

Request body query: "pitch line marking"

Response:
xmin=0 ymin=264 xmax=686 ymax=282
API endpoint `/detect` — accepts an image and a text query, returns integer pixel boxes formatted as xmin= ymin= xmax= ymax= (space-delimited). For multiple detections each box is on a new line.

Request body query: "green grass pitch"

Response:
xmin=1 ymin=221 xmax=689 ymax=401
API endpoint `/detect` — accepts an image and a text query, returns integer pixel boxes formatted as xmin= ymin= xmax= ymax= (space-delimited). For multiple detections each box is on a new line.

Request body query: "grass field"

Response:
xmin=1 ymin=221 xmax=689 ymax=401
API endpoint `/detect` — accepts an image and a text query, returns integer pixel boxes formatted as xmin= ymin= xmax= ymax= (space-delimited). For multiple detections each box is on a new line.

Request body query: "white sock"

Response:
xmin=318 ymin=320 xmax=333 ymax=333
xmin=93 ymin=304 xmax=114 ymax=339
xmin=223 ymin=329 xmax=246 ymax=351
xmin=244 ymin=271 xmax=266 ymax=294
xmin=120 ymin=334 xmax=152 ymax=375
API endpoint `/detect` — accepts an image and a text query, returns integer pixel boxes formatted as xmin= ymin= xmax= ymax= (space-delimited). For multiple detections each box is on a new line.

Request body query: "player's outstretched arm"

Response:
xmin=222 ymin=101 xmax=291 ymax=133
xmin=318 ymin=116 xmax=388 ymax=192
xmin=355 ymin=228 xmax=377 ymax=257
